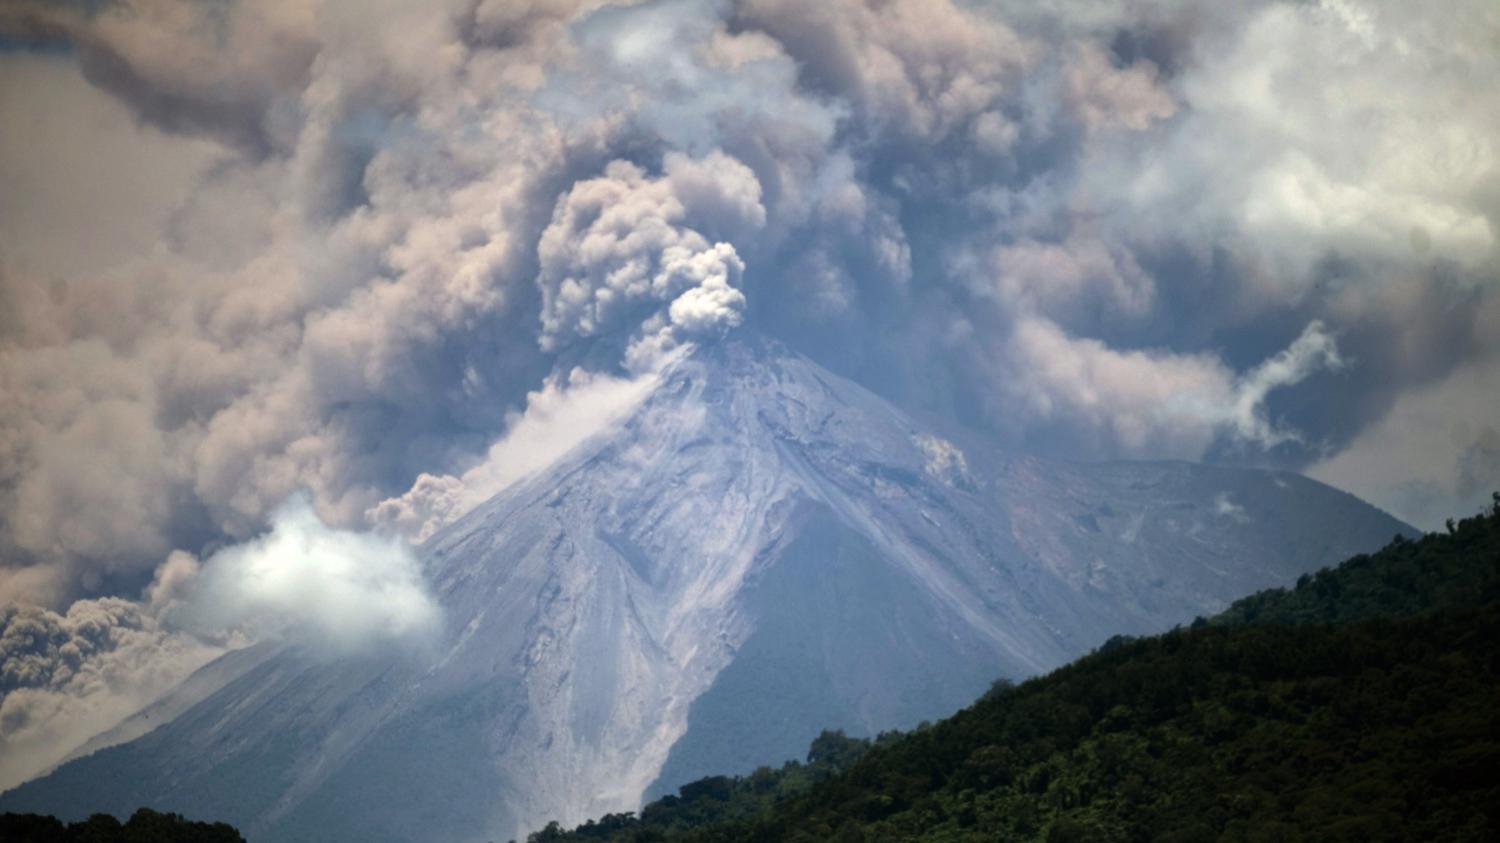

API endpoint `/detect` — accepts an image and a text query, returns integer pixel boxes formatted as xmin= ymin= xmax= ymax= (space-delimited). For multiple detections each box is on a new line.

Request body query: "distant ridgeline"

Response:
xmin=530 ymin=498 xmax=1500 ymax=843
xmin=0 ymin=807 xmax=244 ymax=843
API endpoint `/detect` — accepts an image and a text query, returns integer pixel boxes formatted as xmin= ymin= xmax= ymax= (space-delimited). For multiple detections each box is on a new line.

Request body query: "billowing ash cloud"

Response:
xmin=535 ymin=151 xmax=762 ymax=366
xmin=0 ymin=597 xmax=227 ymax=791
xmin=0 ymin=0 xmax=1498 ymax=764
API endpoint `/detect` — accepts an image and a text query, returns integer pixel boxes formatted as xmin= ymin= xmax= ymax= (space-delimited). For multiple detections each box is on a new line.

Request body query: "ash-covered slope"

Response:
xmin=0 ymin=336 xmax=1410 ymax=843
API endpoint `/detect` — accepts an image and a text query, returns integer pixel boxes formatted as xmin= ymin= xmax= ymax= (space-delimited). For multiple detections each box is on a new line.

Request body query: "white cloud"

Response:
xmin=174 ymin=495 xmax=441 ymax=654
xmin=1223 ymin=320 xmax=1343 ymax=447
xmin=1081 ymin=0 xmax=1500 ymax=301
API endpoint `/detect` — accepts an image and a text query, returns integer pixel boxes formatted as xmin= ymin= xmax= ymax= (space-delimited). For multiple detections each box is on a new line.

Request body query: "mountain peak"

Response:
xmin=0 ymin=339 xmax=1413 ymax=843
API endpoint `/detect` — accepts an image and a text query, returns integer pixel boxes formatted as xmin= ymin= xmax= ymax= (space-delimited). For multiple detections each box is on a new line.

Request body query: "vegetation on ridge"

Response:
xmin=0 ymin=807 xmax=244 ymax=843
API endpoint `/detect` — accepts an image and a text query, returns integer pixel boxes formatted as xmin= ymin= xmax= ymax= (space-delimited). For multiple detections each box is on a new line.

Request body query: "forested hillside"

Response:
xmin=531 ymin=499 xmax=1500 ymax=843
xmin=0 ymin=807 xmax=244 ymax=843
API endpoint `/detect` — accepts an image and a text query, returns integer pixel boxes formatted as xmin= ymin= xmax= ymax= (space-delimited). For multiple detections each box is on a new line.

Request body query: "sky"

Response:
xmin=0 ymin=0 xmax=1497 ymax=789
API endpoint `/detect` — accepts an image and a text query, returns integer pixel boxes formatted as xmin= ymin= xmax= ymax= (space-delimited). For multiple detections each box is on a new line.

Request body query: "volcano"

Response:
xmin=0 ymin=335 xmax=1410 ymax=842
